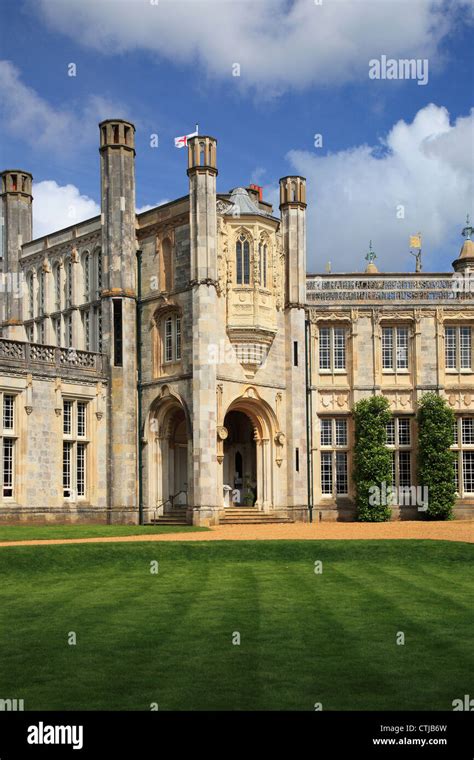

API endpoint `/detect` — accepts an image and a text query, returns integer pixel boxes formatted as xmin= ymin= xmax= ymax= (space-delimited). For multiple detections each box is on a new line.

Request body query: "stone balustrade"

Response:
xmin=0 ymin=338 xmax=105 ymax=374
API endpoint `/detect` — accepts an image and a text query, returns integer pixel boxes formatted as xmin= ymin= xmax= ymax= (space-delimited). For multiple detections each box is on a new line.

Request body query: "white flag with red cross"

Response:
xmin=174 ymin=130 xmax=198 ymax=148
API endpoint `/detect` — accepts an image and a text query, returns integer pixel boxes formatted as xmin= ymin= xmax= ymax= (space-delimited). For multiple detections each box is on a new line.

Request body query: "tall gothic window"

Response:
xmin=236 ymin=234 xmax=250 ymax=285
xmin=54 ymin=264 xmax=61 ymax=311
xmin=53 ymin=316 xmax=61 ymax=346
xmin=163 ymin=313 xmax=181 ymax=363
xmin=259 ymin=240 xmax=268 ymax=288
xmin=66 ymin=259 xmax=73 ymax=308
xmin=27 ymin=273 xmax=34 ymax=318
xmin=95 ymin=248 xmax=103 ymax=297
xmin=161 ymin=238 xmax=173 ymax=292
xmin=93 ymin=305 xmax=102 ymax=352
xmin=82 ymin=311 xmax=91 ymax=351
xmin=38 ymin=268 xmax=45 ymax=316
xmin=65 ymin=314 xmax=73 ymax=348
xmin=83 ymin=252 xmax=91 ymax=301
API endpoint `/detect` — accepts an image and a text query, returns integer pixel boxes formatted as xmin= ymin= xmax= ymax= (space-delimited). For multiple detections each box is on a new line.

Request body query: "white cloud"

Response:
xmin=284 ymin=104 xmax=474 ymax=272
xmin=23 ymin=106 xmax=474 ymax=277
xmin=34 ymin=0 xmax=472 ymax=93
xmin=0 ymin=60 xmax=128 ymax=152
xmin=32 ymin=181 xmax=100 ymax=238
xmin=136 ymin=200 xmax=170 ymax=213
xmin=32 ymin=182 xmax=172 ymax=239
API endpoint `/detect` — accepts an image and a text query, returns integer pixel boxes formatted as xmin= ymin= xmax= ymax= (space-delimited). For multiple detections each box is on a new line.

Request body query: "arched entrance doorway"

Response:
xmin=221 ymin=391 xmax=281 ymax=511
xmin=168 ymin=408 xmax=188 ymax=505
xmin=147 ymin=389 xmax=191 ymax=515
xmin=223 ymin=410 xmax=257 ymax=506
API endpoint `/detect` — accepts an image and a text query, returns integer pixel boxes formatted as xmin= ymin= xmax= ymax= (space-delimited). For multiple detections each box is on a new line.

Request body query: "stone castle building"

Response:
xmin=0 ymin=120 xmax=473 ymax=524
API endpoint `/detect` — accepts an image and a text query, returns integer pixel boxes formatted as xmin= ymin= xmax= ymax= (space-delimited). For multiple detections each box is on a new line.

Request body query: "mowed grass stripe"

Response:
xmin=0 ymin=540 xmax=472 ymax=710
xmin=0 ymin=524 xmax=208 ymax=542
xmin=325 ymin=562 xmax=470 ymax=709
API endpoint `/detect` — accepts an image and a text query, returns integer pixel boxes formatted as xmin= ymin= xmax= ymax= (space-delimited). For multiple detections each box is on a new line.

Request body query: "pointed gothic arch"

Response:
xmin=235 ymin=228 xmax=252 ymax=285
xmin=222 ymin=388 xmax=283 ymax=510
xmin=145 ymin=386 xmax=191 ymax=516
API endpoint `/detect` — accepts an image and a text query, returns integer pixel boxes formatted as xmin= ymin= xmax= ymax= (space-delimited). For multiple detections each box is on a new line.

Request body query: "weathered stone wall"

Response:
xmin=0 ymin=370 xmax=108 ymax=523
xmin=308 ymin=303 xmax=474 ymax=520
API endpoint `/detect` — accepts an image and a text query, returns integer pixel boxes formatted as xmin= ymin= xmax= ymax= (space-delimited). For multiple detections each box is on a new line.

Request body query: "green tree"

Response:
xmin=353 ymin=396 xmax=393 ymax=521
xmin=417 ymin=393 xmax=456 ymax=520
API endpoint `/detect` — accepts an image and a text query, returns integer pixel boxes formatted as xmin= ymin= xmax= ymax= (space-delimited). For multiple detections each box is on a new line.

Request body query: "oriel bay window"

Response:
xmin=63 ymin=399 xmax=89 ymax=499
xmin=1 ymin=392 xmax=16 ymax=499
xmin=445 ymin=325 xmax=472 ymax=371
xmin=320 ymin=417 xmax=349 ymax=497
xmin=319 ymin=326 xmax=346 ymax=371
xmin=452 ymin=417 xmax=474 ymax=496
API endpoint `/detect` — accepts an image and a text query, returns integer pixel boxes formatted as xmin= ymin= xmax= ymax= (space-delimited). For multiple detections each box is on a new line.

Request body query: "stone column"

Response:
xmin=100 ymin=120 xmax=138 ymax=523
xmin=0 ymin=170 xmax=32 ymax=340
xmin=188 ymin=136 xmax=220 ymax=524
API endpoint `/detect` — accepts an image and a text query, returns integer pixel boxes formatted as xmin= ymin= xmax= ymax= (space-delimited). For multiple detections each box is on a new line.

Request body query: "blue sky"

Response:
xmin=1 ymin=0 xmax=473 ymax=272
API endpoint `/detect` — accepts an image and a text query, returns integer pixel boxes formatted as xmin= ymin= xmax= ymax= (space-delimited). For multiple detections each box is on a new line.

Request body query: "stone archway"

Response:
xmin=220 ymin=390 xmax=282 ymax=511
xmin=146 ymin=387 xmax=191 ymax=515
xmin=223 ymin=410 xmax=257 ymax=506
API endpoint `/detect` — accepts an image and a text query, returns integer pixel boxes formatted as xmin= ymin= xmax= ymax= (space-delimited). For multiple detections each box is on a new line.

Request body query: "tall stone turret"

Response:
xmin=99 ymin=120 xmax=138 ymax=522
xmin=0 ymin=170 xmax=33 ymax=339
xmin=187 ymin=136 xmax=219 ymax=519
xmin=280 ymin=175 xmax=308 ymax=512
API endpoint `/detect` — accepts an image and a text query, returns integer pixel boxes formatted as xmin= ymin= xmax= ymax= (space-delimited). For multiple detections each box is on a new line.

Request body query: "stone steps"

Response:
xmin=146 ymin=509 xmax=188 ymax=526
xmin=146 ymin=508 xmax=294 ymax=526
xmin=220 ymin=509 xmax=294 ymax=525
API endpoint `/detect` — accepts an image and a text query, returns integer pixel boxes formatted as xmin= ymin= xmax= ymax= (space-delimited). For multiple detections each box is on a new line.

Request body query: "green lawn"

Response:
xmin=0 ymin=540 xmax=472 ymax=710
xmin=0 ymin=524 xmax=208 ymax=541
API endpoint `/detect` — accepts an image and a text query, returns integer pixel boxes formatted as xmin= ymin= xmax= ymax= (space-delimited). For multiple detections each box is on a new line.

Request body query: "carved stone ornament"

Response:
xmin=216 ymin=199 xmax=234 ymax=215
xmin=217 ymin=426 xmax=228 ymax=441
xmin=274 ymin=431 xmax=285 ymax=446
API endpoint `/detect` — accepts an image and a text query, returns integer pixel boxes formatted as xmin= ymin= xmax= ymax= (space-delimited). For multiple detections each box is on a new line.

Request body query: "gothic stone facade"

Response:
xmin=0 ymin=120 xmax=473 ymax=524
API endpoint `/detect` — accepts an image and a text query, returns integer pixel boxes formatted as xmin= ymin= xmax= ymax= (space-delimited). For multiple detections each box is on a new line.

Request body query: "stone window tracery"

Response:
xmin=258 ymin=235 xmax=269 ymax=289
xmin=236 ymin=233 xmax=251 ymax=286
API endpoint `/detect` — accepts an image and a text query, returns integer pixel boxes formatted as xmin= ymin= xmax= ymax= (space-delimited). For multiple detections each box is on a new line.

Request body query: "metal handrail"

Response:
xmin=152 ymin=490 xmax=188 ymax=522
xmin=170 ymin=490 xmax=187 ymax=507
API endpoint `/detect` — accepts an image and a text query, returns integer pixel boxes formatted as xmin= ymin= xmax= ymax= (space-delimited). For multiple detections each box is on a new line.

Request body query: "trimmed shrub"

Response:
xmin=353 ymin=396 xmax=393 ymax=522
xmin=417 ymin=393 xmax=456 ymax=520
